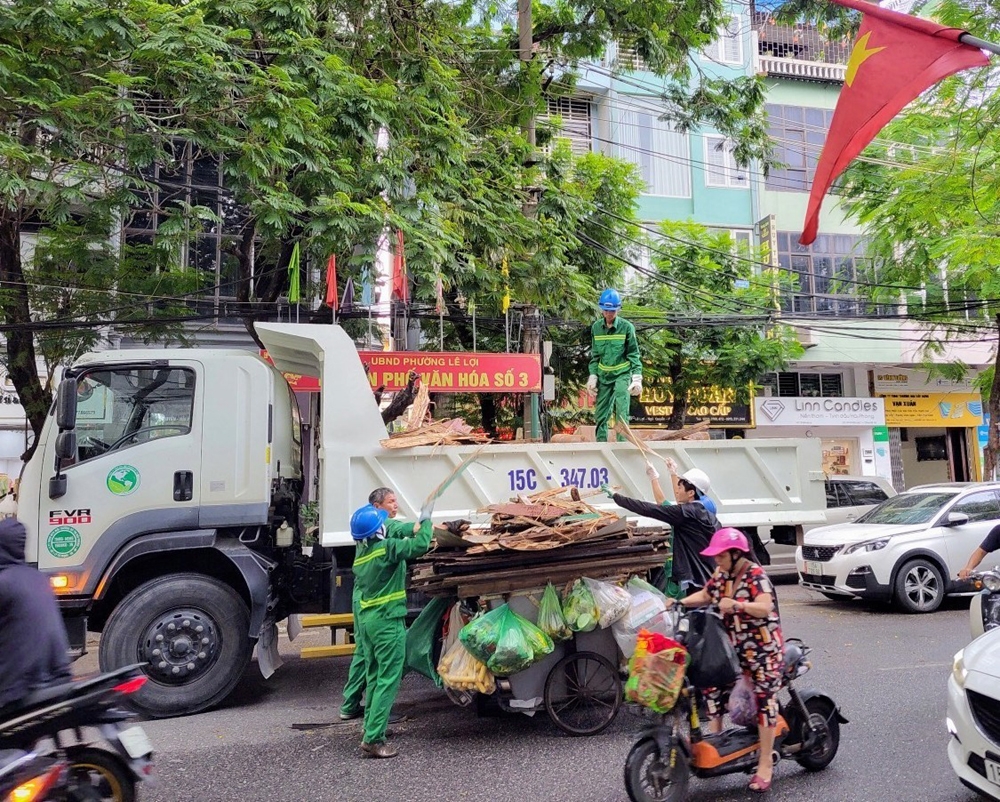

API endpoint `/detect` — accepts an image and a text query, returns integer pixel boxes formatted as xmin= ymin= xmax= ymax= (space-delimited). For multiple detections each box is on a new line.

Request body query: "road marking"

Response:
xmin=877 ymin=662 xmax=951 ymax=671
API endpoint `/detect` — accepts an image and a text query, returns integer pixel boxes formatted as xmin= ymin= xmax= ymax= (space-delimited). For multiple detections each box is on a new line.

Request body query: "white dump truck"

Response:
xmin=17 ymin=323 xmax=825 ymax=717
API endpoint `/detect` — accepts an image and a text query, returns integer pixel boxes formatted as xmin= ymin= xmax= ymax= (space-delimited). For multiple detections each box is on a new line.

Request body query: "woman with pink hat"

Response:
xmin=667 ymin=527 xmax=784 ymax=793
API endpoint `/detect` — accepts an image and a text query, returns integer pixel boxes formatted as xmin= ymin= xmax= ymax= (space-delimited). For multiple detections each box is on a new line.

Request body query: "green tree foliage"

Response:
xmin=1 ymin=0 xmax=777 ymax=457
xmin=630 ymin=223 xmax=802 ymax=427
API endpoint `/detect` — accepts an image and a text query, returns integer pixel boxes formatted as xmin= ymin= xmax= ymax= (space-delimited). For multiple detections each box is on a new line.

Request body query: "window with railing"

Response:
xmin=124 ymin=141 xmax=243 ymax=310
xmin=752 ymin=13 xmax=852 ymax=64
xmin=776 ymin=230 xmax=869 ymax=315
xmin=703 ymin=136 xmax=748 ymax=189
xmin=616 ymin=108 xmax=692 ymax=197
xmin=540 ymin=97 xmax=593 ymax=157
xmin=758 ymin=371 xmax=845 ymax=398
xmin=703 ymin=17 xmax=744 ymax=65
xmin=766 ymin=105 xmax=833 ymax=192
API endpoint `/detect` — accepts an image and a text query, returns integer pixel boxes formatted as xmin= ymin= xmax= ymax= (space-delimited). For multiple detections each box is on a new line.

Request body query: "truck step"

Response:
xmin=298 ymin=613 xmax=354 ymax=629
xmin=300 ymin=644 xmax=357 ymax=659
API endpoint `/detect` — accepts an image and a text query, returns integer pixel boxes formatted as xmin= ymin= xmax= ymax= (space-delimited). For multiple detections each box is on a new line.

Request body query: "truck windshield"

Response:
xmin=73 ymin=367 xmax=195 ymax=463
xmin=855 ymin=492 xmax=958 ymax=526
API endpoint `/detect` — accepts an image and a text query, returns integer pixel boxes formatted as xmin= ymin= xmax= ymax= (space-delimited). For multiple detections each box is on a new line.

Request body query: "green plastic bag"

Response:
xmin=459 ymin=605 xmax=508 ymax=664
xmin=537 ymin=583 xmax=573 ymax=642
xmin=562 ymin=579 xmax=599 ymax=632
xmin=486 ymin=606 xmax=554 ymax=676
xmin=404 ymin=597 xmax=452 ymax=687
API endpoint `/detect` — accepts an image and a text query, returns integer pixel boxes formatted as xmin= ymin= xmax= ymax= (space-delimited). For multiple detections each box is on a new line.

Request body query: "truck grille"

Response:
xmin=802 ymin=545 xmax=841 ymax=562
xmin=968 ymin=690 xmax=1000 ymax=746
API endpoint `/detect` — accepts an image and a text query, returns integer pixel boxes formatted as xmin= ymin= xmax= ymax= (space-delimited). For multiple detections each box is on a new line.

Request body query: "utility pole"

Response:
xmin=518 ymin=0 xmax=542 ymax=440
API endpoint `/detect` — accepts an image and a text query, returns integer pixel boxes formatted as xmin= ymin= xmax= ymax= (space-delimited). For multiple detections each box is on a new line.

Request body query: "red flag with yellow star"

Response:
xmin=800 ymin=0 xmax=988 ymax=244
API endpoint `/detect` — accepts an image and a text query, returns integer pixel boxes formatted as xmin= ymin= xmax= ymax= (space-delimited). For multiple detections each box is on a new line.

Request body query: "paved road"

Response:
xmin=76 ymin=581 xmax=988 ymax=802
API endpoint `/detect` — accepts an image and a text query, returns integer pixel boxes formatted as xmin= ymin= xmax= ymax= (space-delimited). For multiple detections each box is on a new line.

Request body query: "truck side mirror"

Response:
xmin=56 ymin=378 xmax=78 ymax=430
xmin=55 ymin=431 xmax=77 ymax=461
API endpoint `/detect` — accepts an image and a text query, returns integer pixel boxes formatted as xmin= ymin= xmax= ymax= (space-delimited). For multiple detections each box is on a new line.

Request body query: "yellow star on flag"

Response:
xmin=845 ymin=31 xmax=887 ymax=87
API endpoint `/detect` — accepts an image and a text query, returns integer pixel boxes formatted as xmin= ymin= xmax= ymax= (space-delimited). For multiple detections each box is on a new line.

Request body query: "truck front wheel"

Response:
xmin=99 ymin=573 xmax=253 ymax=718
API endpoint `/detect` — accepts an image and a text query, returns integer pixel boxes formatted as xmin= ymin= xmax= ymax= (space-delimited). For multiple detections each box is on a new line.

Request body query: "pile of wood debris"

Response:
xmin=409 ymin=487 xmax=669 ymax=598
xmin=380 ymin=419 xmax=492 ymax=449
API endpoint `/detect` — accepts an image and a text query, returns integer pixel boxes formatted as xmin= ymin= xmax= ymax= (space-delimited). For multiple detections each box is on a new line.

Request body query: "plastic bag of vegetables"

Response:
xmin=583 ymin=577 xmax=632 ymax=628
xmin=437 ymin=639 xmax=496 ymax=694
xmin=458 ymin=605 xmax=507 ymax=664
xmin=486 ymin=606 xmax=554 ymax=676
xmin=537 ymin=583 xmax=573 ymax=642
xmin=562 ymin=579 xmax=600 ymax=632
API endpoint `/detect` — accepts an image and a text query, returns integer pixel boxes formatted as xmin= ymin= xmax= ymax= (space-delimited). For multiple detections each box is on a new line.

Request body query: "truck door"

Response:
xmin=37 ymin=365 xmax=202 ymax=575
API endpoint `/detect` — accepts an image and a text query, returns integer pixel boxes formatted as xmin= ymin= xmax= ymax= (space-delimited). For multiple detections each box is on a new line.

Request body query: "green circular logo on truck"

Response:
xmin=47 ymin=526 xmax=81 ymax=559
xmin=107 ymin=465 xmax=140 ymax=496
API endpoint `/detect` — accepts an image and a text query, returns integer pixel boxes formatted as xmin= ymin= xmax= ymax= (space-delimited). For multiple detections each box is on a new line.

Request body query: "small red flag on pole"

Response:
xmin=324 ymin=254 xmax=338 ymax=310
xmin=392 ymin=230 xmax=409 ymax=303
xmin=800 ymin=0 xmax=990 ymax=245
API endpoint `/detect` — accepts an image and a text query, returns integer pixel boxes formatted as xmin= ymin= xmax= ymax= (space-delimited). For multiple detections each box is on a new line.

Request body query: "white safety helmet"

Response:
xmin=680 ymin=468 xmax=711 ymax=496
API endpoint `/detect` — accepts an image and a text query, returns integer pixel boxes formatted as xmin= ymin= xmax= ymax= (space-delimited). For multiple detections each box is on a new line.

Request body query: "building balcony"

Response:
xmin=758 ymin=55 xmax=846 ymax=84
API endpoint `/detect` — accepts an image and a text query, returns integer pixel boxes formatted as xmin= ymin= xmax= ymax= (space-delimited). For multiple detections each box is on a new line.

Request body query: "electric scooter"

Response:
xmin=624 ymin=612 xmax=847 ymax=802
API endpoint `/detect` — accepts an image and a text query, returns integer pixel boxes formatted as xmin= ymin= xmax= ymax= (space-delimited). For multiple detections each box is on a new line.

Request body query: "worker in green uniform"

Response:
xmin=587 ymin=288 xmax=642 ymax=442
xmin=350 ymin=503 xmax=433 ymax=758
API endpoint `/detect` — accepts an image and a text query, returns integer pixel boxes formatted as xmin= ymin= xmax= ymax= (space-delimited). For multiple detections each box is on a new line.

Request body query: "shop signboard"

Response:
xmin=753 ymin=397 xmax=885 ymax=427
xmin=631 ymin=384 xmax=752 ymax=428
xmin=357 ymin=351 xmax=542 ymax=393
xmin=872 ymin=369 xmax=975 ymax=393
xmin=881 ymin=393 xmax=983 ymax=427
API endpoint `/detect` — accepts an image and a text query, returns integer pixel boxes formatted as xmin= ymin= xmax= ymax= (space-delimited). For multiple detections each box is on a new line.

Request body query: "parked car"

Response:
xmin=948 ymin=628 xmax=1000 ymax=799
xmin=764 ymin=475 xmax=896 ymax=575
xmin=797 ymin=482 xmax=1000 ymax=612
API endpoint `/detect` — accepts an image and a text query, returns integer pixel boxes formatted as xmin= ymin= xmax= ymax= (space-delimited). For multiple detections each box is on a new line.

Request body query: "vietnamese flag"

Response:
xmin=800 ymin=0 xmax=989 ymax=244
xmin=324 ymin=254 xmax=338 ymax=310
xmin=392 ymin=229 xmax=409 ymax=303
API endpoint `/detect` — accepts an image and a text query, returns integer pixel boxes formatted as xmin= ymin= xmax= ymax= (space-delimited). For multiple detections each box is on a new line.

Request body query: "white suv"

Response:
xmin=796 ymin=483 xmax=1000 ymax=613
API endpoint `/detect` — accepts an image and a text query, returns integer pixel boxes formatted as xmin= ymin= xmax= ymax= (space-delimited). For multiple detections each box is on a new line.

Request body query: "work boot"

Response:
xmin=360 ymin=741 xmax=398 ymax=759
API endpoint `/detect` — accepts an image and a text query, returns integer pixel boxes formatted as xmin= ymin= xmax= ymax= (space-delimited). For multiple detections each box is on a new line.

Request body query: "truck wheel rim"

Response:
xmin=140 ymin=608 xmax=220 ymax=684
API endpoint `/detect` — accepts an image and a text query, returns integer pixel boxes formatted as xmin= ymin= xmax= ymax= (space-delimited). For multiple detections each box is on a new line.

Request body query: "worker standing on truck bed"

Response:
xmin=587 ymin=288 xmax=642 ymax=442
xmin=349 ymin=503 xmax=433 ymax=758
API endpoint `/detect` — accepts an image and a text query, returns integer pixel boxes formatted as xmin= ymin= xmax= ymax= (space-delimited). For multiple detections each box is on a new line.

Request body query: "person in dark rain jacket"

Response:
xmin=0 ymin=517 xmax=72 ymax=710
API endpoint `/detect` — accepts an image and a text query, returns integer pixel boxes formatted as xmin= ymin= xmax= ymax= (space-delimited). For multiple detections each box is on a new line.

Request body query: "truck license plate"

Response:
xmin=117 ymin=725 xmax=153 ymax=758
xmin=986 ymin=758 xmax=1000 ymax=786
xmin=804 ymin=560 xmax=823 ymax=577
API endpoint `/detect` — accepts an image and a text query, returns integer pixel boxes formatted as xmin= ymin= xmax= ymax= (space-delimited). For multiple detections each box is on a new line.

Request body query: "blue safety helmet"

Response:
xmin=350 ymin=504 xmax=388 ymax=541
xmin=598 ymin=288 xmax=622 ymax=311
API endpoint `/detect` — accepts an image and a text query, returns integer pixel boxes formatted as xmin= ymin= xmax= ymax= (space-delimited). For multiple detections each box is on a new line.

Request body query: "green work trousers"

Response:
xmin=357 ymin=609 xmax=406 ymax=745
xmin=594 ymin=374 xmax=630 ymax=442
xmin=339 ymin=600 xmax=366 ymax=716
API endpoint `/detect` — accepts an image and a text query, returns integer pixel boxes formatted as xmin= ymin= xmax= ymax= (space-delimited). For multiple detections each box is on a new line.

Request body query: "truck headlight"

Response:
xmin=842 ymin=538 xmax=890 ymax=555
xmin=952 ymin=649 xmax=968 ymax=688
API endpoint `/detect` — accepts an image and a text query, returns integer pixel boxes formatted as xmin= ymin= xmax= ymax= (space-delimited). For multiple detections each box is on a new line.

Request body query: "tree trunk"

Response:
xmin=0 ymin=217 xmax=50 ymax=460
xmin=666 ymin=357 xmax=687 ymax=430
xmin=986 ymin=314 xmax=1000 ymax=481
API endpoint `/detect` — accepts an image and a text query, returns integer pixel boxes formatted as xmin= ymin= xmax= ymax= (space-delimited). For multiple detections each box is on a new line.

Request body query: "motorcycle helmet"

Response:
xmin=598 ymin=288 xmax=622 ymax=311
xmin=350 ymin=504 xmax=388 ymax=541
xmin=701 ymin=527 xmax=750 ymax=557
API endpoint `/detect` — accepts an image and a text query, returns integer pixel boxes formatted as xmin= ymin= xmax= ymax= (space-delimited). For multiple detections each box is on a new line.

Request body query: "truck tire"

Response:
xmin=99 ymin=573 xmax=253 ymax=718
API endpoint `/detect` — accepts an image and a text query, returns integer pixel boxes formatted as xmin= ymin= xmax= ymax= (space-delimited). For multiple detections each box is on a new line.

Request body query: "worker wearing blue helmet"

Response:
xmin=349 ymin=503 xmax=433 ymax=758
xmin=588 ymin=288 xmax=642 ymax=442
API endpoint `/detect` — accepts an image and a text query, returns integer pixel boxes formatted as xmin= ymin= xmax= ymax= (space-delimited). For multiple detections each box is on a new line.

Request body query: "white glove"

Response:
xmin=628 ymin=375 xmax=642 ymax=396
xmin=645 ymin=462 xmax=659 ymax=480
xmin=586 ymin=374 xmax=598 ymax=395
xmin=664 ymin=456 xmax=677 ymax=474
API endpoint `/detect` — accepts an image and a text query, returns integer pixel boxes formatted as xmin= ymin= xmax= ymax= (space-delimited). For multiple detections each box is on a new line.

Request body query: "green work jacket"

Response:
xmin=588 ymin=316 xmax=641 ymax=382
xmin=351 ymin=517 xmax=412 ymax=605
xmin=353 ymin=520 xmax=432 ymax=619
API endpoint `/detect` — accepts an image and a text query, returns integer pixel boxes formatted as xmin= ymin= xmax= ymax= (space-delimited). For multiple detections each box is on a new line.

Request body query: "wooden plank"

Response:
xmin=301 ymin=644 xmax=356 ymax=659
xmin=299 ymin=613 xmax=354 ymax=629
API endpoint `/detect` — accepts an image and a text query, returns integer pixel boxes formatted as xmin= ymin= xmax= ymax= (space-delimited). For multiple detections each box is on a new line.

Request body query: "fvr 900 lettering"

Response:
xmin=48 ymin=509 xmax=92 ymax=525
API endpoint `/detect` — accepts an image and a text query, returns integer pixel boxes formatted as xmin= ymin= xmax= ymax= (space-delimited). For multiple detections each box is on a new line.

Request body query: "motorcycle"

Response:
xmin=0 ymin=665 xmax=154 ymax=802
xmin=968 ymin=569 xmax=1000 ymax=639
xmin=0 ymin=750 xmax=67 ymax=801
xmin=624 ymin=611 xmax=846 ymax=802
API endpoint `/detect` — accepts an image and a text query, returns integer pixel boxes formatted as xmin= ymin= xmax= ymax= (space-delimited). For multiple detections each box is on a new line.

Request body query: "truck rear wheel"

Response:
xmin=99 ymin=573 xmax=253 ymax=718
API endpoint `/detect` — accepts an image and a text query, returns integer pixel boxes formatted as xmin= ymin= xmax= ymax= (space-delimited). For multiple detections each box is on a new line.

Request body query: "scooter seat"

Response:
xmin=1 ymin=663 xmax=144 ymax=719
